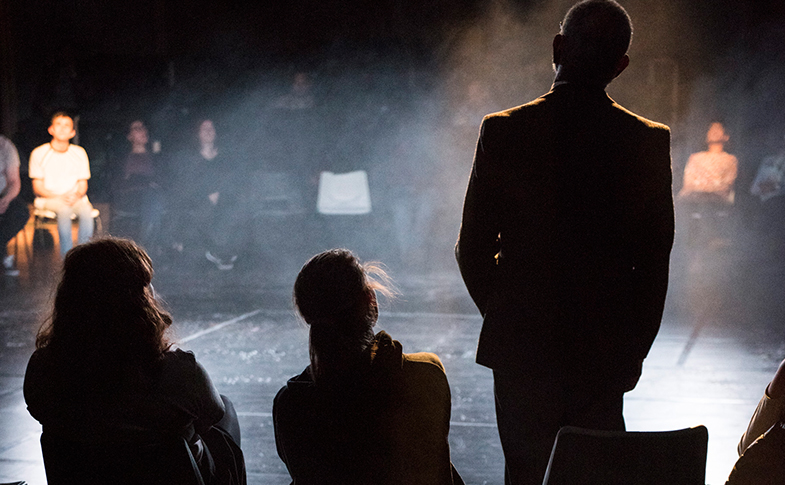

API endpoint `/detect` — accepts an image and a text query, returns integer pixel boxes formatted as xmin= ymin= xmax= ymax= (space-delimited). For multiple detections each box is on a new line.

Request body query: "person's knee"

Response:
xmin=76 ymin=204 xmax=94 ymax=220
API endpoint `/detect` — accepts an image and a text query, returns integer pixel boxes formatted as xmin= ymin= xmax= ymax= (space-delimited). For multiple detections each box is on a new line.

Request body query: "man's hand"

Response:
xmin=61 ymin=188 xmax=80 ymax=206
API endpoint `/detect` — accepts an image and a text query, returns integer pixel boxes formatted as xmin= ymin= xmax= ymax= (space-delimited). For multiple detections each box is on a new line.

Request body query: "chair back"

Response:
xmin=542 ymin=425 xmax=708 ymax=485
xmin=40 ymin=432 xmax=206 ymax=485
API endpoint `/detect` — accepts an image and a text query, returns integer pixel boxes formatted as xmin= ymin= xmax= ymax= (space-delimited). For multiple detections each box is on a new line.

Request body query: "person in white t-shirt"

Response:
xmin=29 ymin=112 xmax=94 ymax=256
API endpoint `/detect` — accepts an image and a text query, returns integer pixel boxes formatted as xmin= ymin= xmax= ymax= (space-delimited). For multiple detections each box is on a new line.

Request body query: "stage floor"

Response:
xmin=1 ymin=227 xmax=783 ymax=485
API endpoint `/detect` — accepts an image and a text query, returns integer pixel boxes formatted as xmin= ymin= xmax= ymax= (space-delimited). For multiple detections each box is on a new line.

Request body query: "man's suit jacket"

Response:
xmin=456 ymin=82 xmax=674 ymax=392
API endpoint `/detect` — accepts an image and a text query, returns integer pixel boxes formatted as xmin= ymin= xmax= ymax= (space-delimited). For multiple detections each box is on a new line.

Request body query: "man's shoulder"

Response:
xmin=30 ymin=143 xmax=51 ymax=157
xmin=482 ymin=95 xmax=548 ymax=123
xmin=66 ymin=144 xmax=89 ymax=158
xmin=610 ymin=101 xmax=670 ymax=135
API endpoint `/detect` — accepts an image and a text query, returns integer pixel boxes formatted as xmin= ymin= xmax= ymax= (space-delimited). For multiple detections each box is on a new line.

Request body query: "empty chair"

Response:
xmin=542 ymin=425 xmax=709 ymax=485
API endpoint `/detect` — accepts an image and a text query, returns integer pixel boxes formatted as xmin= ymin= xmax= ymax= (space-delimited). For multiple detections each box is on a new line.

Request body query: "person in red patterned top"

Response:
xmin=680 ymin=122 xmax=738 ymax=204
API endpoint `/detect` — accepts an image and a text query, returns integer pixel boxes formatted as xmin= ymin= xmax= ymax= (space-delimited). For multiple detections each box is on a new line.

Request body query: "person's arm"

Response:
xmin=724 ymin=155 xmax=739 ymax=192
xmin=191 ymin=359 xmax=225 ymax=434
xmin=619 ymin=126 xmax=674 ymax=393
xmin=0 ymin=161 xmax=20 ymax=214
xmin=455 ymin=117 xmax=501 ymax=315
xmin=32 ymin=178 xmax=66 ymax=199
xmin=738 ymin=358 xmax=785 ymax=454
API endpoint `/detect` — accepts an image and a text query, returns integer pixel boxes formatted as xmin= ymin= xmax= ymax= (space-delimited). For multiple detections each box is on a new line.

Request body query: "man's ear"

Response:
xmin=47 ymin=125 xmax=55 ymax=137
xmin=552 ymin=34 xmax=563 ymax=66
xmin=612 ymin=54 xmax=630 ymax=79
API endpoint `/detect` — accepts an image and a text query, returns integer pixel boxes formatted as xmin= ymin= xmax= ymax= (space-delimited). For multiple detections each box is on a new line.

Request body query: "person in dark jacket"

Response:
xmin=726 ymin=357 xmax=785 ymax=485
xmin=24 ymin=237 xmax=245 ymax=484
xmin=273 ymin=249 xmax=463 ymax=485
xmin=455 ymin=1 xmax=674 ymax=483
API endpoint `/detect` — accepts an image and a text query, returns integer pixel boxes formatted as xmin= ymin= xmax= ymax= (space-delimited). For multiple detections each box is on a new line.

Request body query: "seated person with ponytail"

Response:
xmin=273 ymin=249 xmax=463 ymax=485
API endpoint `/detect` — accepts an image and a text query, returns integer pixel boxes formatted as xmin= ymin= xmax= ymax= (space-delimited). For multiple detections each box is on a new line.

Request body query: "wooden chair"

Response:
xmin=542 ymin=425 xmax=709 ymax=485
xmin=32 ymin=206 xmax=101 ymax=252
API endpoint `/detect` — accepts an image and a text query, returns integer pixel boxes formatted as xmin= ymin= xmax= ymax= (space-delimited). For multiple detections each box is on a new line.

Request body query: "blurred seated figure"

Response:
xmin=111 ymin=120 xmax=166 ymax=251
xmin=273 ymin=249 xmax=463 ymax=485
xmin=23 ymin=238 xmax=246 ymax=484
xmin=727 ymin=357 xmax=785 ymax=485
xmin=680 ymin=122 xmax=738 ymax=205
xmin=679 ymin=122 xmax=738 ymax=246
xmin=170 ymin=119 xmax=250 ymax=270
xmin=272 ymin=72 xmax=315 ymax=111
xmin=750 ymin=131 xmax=785 ymax=243
xmin=0 ymin=135 xmax=30 ymax=276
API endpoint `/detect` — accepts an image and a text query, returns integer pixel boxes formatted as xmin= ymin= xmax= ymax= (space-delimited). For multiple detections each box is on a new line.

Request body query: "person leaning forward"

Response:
xmin=455 ymin=1 xmax=675 ymax=484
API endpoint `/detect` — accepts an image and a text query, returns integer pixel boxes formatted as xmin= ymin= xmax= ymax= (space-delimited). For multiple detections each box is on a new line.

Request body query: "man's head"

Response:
xmin=127 ymin=120 xmax=149 ymax=147
xmin=198 ymin=119 xmax=216 ymax=146
xmin=706 ymin=122 xmax=729 ymax=146
xmin=553 ymin=0 xmax=633 ymax=87
xmin=48 ymin=112 xmax=76 ymax=143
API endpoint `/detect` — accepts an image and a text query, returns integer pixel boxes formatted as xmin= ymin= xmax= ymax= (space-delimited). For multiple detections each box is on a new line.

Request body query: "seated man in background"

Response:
xmin=680 ymin=122 xmax=738 ymax=204
xmin=29 ymin=112 xmax=94 ymax=257
xmin=0 ymin=135 xmax=30 ymax=276
xmin=679 ymin=122 xmax=738 ymax=246
xmin=726 ymin=357 xmax=785 ymax=484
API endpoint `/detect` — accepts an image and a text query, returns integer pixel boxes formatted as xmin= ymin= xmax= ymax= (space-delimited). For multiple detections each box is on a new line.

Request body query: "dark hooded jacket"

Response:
xmin=273 ymin=331 xmax=457 ymax=485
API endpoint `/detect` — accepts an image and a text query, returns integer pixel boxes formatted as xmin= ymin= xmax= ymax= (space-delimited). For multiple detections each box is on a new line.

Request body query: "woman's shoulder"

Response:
xmin=403 ymin=352 xmax=446 ymax=373
xmin=158 ymin=349 xmax=207 ymax=379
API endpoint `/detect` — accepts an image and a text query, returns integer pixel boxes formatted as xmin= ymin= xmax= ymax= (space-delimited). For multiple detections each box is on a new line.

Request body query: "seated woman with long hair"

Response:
xmin=23 ymin=237 xmax=245 ymax=484
xmin=273 ymin=249 xmax=463 ymax=485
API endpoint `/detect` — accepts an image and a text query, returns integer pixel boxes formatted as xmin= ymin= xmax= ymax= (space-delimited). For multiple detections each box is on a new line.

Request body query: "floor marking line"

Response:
xmin=178 ymin=308 xmax=482 ymax=345
xmin=237 ymin=411 xmax=273 ymax=417
xmin=381 ymin=311 xmax=482 ymax=320
xmin=179 ymin=309 xmax=264 ymax=343
xmin=235 ymin=410 xmax=501 ymax=430
xmin=450 ymin=421 xmax=497 ymax=428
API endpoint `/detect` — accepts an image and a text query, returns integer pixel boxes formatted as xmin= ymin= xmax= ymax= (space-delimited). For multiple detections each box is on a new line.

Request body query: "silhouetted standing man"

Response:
xmin=455 ymin=1 xmax=674 ymax=484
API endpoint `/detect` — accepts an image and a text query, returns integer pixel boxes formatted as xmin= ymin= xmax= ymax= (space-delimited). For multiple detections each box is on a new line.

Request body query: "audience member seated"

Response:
xmin=726 ymin=357 xmax=785 ymax=484
xmin=169 ymin=119 xmax=250 ymax=270
xmin=111 ymin=120 xmax=166 ymax=251
xmin=679 ymin=122 xmax=738 ymax=246
xmin=23 ymin=237 xmax=246 ymax=484
xmin=0 ymin=135 xmax=30 ymax=276
xmin=272 ymin=72 xmax=315 ymax=111
xmin=28 ymin=112 xmax=94 ymax=257
xmin=273 ymin=249 xmax=463 ymax=485
xmin=750 ymin=130 xmax=785 ymax=243
xmin=680 ymin=122 xmax=738 ymax=205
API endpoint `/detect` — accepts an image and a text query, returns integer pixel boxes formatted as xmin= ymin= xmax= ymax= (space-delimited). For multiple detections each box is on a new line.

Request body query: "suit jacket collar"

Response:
xmin=547 ymin=81 xmax=614 ymax=105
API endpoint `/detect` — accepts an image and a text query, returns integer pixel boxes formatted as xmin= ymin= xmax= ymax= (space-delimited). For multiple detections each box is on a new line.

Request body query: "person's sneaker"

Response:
xmin=205 ymin=251 xmax=236 ymax=270
xmin=3 ymin=254 xmax=19 ymax=276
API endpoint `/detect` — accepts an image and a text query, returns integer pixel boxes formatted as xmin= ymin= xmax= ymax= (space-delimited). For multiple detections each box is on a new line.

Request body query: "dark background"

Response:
xmin=1 ymin=0 xmax=784 ymax=227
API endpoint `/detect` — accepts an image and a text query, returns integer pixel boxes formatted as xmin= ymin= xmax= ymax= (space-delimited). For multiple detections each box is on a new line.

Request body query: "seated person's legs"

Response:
xmin=0 ymin=197 xmax=29 ymax=258
xmin=73 ymin=198 xmax=95 ymax=244
xmin=41 ymin=197 xmax=77 ymax=256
